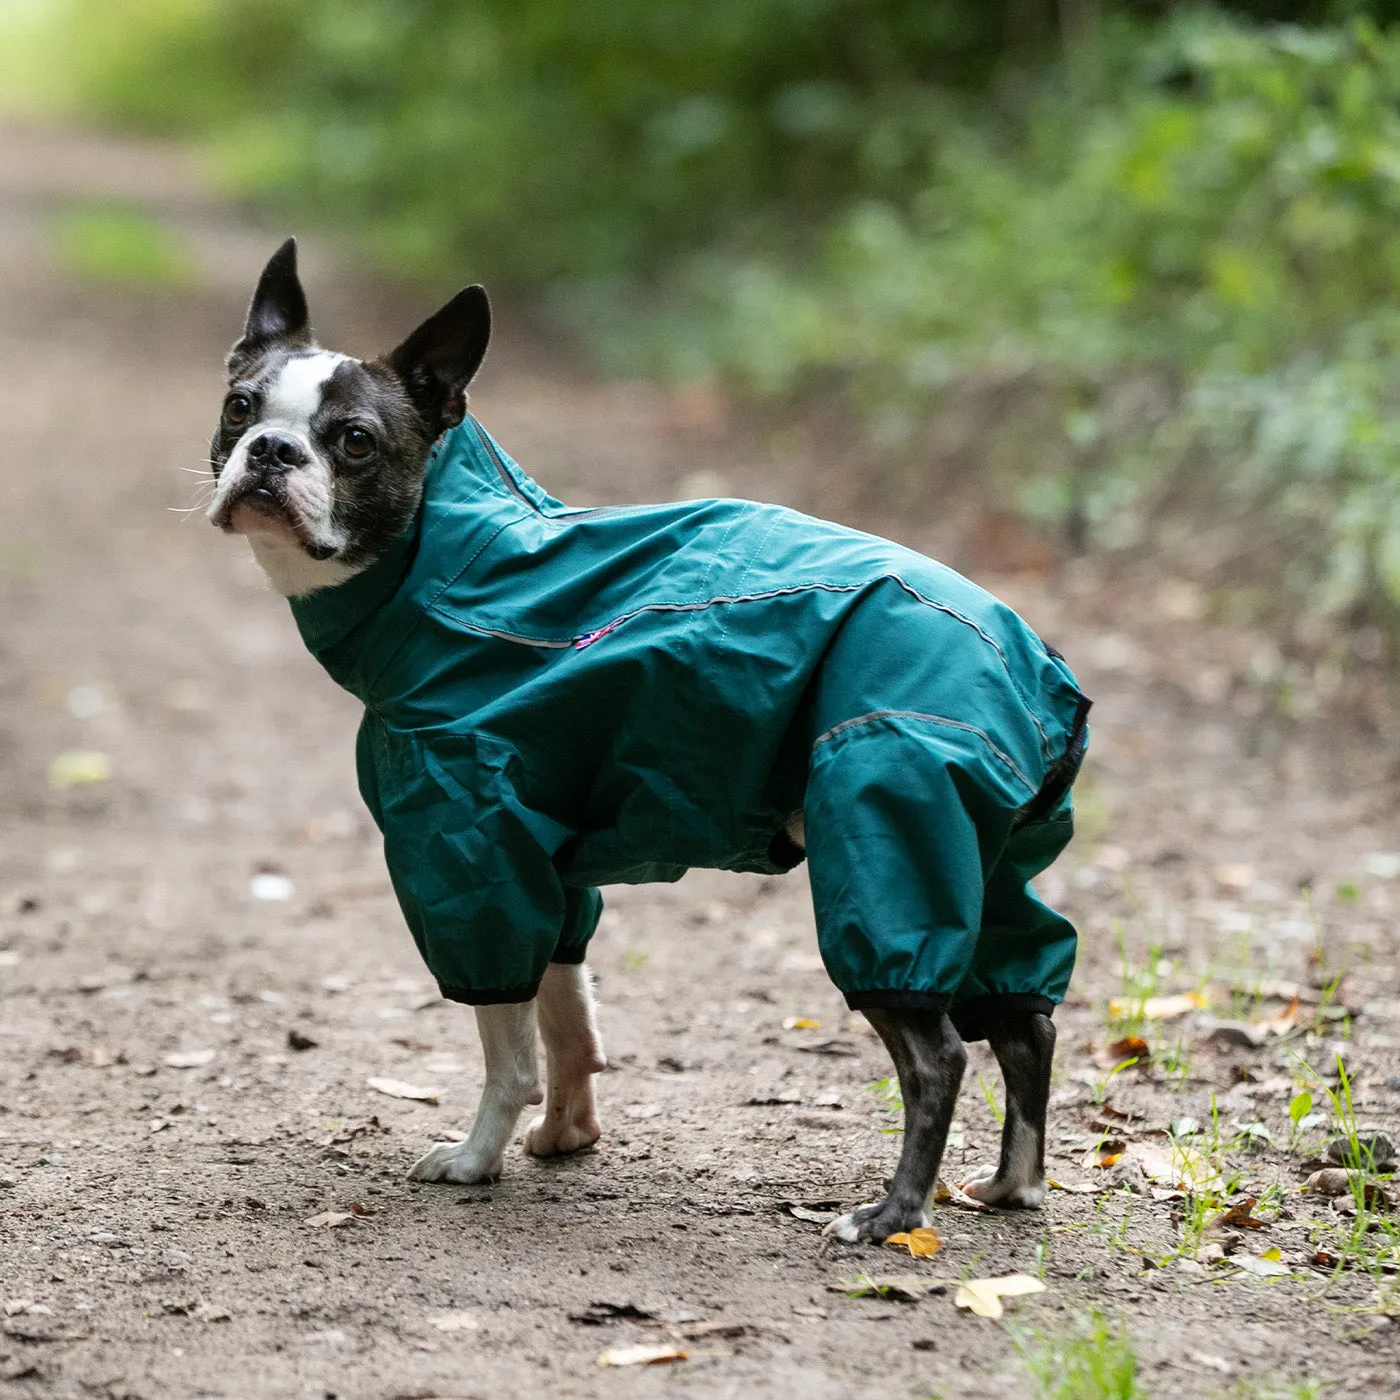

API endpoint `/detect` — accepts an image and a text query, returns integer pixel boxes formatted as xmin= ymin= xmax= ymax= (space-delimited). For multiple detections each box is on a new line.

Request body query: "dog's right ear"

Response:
xmin=227 ymin=237 xmax=312 ymax=375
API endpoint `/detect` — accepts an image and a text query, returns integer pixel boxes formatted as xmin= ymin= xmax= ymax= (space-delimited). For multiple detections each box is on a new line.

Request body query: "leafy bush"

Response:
xmin=16 ymin=0 xmax=1400 ymax=649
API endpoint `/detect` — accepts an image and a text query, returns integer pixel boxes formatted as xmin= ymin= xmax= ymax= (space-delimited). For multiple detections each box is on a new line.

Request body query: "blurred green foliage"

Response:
xmin=52 ymin=202 xmax=197 ymax=288
xmin=16 ymin=0 xmax=1400 ymax=648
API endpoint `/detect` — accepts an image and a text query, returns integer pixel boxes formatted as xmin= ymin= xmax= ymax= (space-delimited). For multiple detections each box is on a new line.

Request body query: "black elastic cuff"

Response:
xmin=438 ymin=981 xmax=540 ymax=1006
xmin=950 ymin=993 xmax=1055 ymax=1043
xmin=549 ymin=944 xmax=588 ymax=966
xmin=844 ymin=989 xmax=952 ymax=1013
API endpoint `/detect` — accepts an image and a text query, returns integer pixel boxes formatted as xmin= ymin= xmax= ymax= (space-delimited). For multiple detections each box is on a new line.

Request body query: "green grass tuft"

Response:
xmin=1014 ymin=1310 xmax=1141 ymax=1400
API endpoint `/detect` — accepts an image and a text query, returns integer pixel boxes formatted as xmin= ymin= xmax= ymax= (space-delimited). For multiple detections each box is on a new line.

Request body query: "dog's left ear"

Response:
xmin=228 ymin=237 xmax=312 ymax=374
xmin=386 ymin=285 xmax=491 ymax=435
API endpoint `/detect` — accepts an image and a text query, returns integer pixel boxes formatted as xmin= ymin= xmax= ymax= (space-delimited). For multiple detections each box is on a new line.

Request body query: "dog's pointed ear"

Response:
xmin=228 ymin=238 xmax=312 ymax=373
xmin=386 ymin=285 xmax=491 ymax=435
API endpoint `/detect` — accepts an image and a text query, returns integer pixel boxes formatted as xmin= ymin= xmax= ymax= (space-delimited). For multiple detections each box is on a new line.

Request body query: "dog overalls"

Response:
xmin=290 ymin=420 xmax=1090 ymax=1039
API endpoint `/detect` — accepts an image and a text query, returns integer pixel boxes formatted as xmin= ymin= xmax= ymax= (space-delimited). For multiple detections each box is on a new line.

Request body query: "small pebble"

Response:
xmin=1325 ymin=1132 xmax=1396 ymax=1172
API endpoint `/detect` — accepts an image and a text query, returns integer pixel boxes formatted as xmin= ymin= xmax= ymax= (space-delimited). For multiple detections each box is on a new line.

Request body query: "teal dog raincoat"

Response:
xmin=290 ymin=420 xmax=1090 ymax=1038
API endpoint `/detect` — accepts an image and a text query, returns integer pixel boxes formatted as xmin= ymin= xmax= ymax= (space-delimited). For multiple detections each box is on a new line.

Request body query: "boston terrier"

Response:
xmin=206 ymin=239 xmax=1090 ymax=1242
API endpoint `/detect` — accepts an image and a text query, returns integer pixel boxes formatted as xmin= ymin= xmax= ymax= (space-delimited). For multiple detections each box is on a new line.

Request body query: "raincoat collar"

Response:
xmin=284 ymin=425 xmax=531 ymax=704
xmin=289 ymin=524 xmax=419 ymax=658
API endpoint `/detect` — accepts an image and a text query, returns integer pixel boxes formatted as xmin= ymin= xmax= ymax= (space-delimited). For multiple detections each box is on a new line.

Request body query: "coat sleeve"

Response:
xmin=371 ymin=727 xmax=578 ymax=1003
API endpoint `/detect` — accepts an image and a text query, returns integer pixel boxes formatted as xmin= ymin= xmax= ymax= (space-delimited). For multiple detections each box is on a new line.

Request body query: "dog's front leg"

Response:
xmin=408 ymin=1001 xmax=542 ymax=1184
xmin=524 ymin=961 xmax=606 ymax=1158
xmin=826 ymin=1008 xmax=966 ymax=1243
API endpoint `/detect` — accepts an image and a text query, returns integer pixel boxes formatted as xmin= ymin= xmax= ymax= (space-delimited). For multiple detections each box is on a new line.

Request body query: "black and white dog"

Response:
xmin=206 ymin=240 xmax=1065 ymax=1243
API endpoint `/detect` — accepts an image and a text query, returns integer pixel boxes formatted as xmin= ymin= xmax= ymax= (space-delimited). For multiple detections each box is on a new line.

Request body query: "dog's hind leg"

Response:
xmin=408 ymin=1001 xmax=542 ymax=1183
xmin=826 ymin=1008 xmax=966 ymax=1243
xmin=960 ymin=1011 xmax=1055 ymax=1208
xmin=524 ymin=962 xmax=606 ymax=1158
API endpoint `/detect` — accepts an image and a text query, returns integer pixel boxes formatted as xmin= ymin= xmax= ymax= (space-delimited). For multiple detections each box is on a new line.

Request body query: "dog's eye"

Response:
xmin=223 ymin=393 xmax=253 ymax=428
xmin=342 ymin=426 xmax=376 ymax=460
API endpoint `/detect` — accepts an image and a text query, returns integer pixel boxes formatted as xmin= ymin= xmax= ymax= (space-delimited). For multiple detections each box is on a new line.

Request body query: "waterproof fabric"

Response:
xmin=290 ymin=418 xmax=1090 ymax=1033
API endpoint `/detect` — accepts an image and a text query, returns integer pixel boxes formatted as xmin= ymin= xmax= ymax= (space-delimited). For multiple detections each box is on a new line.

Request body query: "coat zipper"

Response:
xmin=469 ymin=417 xmax=622 ymax=521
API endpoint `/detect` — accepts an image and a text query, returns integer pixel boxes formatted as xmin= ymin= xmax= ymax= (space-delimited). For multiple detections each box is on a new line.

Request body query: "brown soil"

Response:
xmin=1 ymin=120 xmax=1397 ymax=1400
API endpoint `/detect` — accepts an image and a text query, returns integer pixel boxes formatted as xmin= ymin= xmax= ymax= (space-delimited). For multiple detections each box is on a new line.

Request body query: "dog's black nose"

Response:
xmin=245 ymin=431 xmax=310 ymax=471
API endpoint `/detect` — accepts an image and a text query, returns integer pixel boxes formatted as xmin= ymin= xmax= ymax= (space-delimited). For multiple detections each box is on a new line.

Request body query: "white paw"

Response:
xmin=959 ymin=1163 xmax=1046 ymax=1209
xmin=824 ymin=1205 xmax=878 ymax=1244
xmin=523 ymin=1109 xmax=601 ymax=1158
xmin=823 ymin=1203 xmax=930 ymax=1244
xmin=408 ymin=1139 xmax=504 ymax=1185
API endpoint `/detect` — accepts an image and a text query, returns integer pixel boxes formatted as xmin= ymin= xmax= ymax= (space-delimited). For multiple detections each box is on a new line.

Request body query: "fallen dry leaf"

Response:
xmin=782 ymin=1016 xmax=821 ymax=1030
xmin=1079 ymin=1139 xmax=1126 ymax=1171
xmin=48 ymin=750 xmax=111 ymax=789
xmin=1258 ymin=996 xmax=1301 ymax=1037
xmin=1206 ymin=1198 xmax=1267 ymax=1234
xmin=884 ymin=1227 xmax=942 ymax=1258
xmin=1047 ymin=1179 xmax=1104 ymax=1195
xmin=48 ymin=1045 xmax=116 ymax=1068
xmin=934 ymin=1179 xmax=990 ymax=1213
xmin=596 ymin=1343 xmax=688 ymax=1367
xmin=953 ymin=1274 xmax=1047 ymax=1320
xmin=568 ymin=1302 xmax=657 ymax=1325
xmin=321 ymin=1115 xmax=386 ymax=1147
xmin=304 ymin=1211 xmax=355 ymax=1229
xmin=783 ymin=1203 xmax=839 ymax=1225
xmin=428 ymin=1310 xmax=479 ymax=1332
xmin=366 ymin=1076 xmax=439 ymax=1103
xmin=831 ymin=1275 xmax=948 ymax=1301
xmin=1107 ymin=991 xmax=1208 ymax=1022
xmin=1235 ymin=1249 xmax=1291 ymax=1278
xmin=1096 ymin=1103 xmax=1140 ymax=1122
xmin=1106 ymin=1035 xmax=1150 ymax=1061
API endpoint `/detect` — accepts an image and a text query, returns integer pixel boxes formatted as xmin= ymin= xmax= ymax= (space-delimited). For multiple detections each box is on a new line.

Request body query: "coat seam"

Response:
xmin=424 ymin=575 xmax=1056 ymax=752
xmin=811 ymin=708 xmax=1039 ymax=796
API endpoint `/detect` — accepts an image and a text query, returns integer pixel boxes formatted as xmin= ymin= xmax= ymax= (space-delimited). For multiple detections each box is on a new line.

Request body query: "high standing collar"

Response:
xmin=283 ymin=423 xmax=535 ymax=704
xmin=289 ymin=525 xmax=419 ymax=657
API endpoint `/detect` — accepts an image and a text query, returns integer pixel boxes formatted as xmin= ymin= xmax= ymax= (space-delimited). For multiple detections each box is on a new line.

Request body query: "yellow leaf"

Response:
xmin=783 ymin=1016 xmax=821 ymax=1030
xmin=48 ymin=749 xmax=112 ymax=789
xmin=1260 ymin=1246 xmax=1282 ymax=1262
xmin=597 ymin=1344 xmax=688 ymax=1367
xmin=953 ymin=1274 xmax=1047 ymax=1320
xmin=884 ymin=1227 xmax=942 ymax=1258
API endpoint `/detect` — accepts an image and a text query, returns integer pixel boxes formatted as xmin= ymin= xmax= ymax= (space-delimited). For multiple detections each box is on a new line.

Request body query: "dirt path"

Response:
xmin=1 ymin=121 xmax=1397 ymax=1400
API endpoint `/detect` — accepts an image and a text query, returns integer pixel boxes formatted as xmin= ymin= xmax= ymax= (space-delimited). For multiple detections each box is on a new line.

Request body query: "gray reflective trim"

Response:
xmin=428 ymin=570 xmax=1056 ymax=758
xmin=812 ymin=708 xmax=1038 ymax=796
